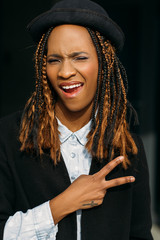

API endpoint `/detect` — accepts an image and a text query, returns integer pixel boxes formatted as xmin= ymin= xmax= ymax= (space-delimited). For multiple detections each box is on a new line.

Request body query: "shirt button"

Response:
xmin=71 ymin=176 xmax=76 ymax=180
xmin=71 ymin=152 xmax=76 ymax=158
xmin=71 ymin=134 xmax=76 ymax=140
xmin=70 ymin=141 xmax=77 ymax=146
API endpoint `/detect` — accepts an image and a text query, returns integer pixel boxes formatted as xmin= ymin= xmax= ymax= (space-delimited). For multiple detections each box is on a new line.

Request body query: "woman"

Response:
xmin=0 ymin=0 xmax=153 ymax=239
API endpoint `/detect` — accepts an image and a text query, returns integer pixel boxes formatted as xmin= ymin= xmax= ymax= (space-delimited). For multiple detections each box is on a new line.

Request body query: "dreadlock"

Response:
xmin=86 ymin=30 xmax=138 ymax=168
xmin=19 ymin=27 xmax=138 ymax=169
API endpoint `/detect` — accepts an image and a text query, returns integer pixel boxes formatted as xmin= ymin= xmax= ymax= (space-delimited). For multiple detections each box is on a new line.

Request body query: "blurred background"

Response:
xmin=1 ymin=0 xmax=160 ymax=238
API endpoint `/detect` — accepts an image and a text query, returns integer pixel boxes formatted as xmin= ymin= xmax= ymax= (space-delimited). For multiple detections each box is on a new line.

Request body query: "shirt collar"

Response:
xmin=57 ymin=118 xmax=91 ymax=146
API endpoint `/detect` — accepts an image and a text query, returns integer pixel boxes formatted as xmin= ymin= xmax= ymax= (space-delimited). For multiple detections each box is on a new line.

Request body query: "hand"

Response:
xmin=50 ymin=156 xmax=135 ymax=224
xmin=63 ymin=156 xmax=135 ymax=210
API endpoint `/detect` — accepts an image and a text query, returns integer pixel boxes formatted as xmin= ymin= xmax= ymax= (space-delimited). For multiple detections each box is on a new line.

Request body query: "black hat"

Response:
xmin=27 ymin=0 xmax=125 ymax=51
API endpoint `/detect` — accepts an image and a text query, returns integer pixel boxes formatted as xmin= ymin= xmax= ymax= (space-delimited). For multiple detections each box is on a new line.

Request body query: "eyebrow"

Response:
xmin=47 ymin=51 xmax=89 ymax=58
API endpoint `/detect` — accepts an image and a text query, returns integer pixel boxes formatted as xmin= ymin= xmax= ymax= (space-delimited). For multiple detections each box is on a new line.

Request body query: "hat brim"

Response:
xmin=27 ymin=8 xmax=125 ymax=51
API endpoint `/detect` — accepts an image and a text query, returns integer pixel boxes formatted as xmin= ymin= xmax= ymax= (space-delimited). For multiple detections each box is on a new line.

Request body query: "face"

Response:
xmin=46 ymin=24 xmax=98 ymax=115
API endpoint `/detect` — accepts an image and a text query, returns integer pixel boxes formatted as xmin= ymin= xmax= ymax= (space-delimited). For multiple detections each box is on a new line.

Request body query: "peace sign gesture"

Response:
xmin=50 ymin=156 xmax=135 ymax=224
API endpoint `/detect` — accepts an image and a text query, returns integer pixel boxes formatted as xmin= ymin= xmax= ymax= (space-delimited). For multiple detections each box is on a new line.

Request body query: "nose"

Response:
xmin=58 ymin=60 xmax=76 ymax=79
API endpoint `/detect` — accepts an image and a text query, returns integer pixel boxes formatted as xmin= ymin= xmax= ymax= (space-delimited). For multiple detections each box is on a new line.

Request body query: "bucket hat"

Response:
xmin=27 ymin=0 xmax=125 ymax=51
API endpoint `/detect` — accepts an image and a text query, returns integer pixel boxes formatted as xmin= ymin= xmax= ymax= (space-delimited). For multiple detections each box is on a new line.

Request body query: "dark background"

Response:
xmin=1 ymin=0 xmax=160 ymax=225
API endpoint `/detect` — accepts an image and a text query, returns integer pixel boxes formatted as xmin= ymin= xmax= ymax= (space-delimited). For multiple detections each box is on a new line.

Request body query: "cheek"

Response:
xmin=81 ymin=61 xmax=98 ymax=76
xmin=46 ymin=67 xmax=57 ymax=88
xmin=82 ymin=61 xmax=98 ymax=90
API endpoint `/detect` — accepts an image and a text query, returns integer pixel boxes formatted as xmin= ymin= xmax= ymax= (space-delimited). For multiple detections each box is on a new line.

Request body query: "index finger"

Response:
xmin=96 ymin=156 xmax=124 ymax=179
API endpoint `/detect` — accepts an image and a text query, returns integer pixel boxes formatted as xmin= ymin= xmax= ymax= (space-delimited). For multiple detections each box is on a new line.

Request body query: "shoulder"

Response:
xmin=131 ymin=133 xmax=146 ymax=159
xmin=0 ymin=111 xmax=22 ymax=128
xmin=131 ymin=133 xmax=144 ymax=148
xmin=129 ymin=133 xmax=149 ymax=174
xmin=0 ymin=110 xmax=22 ymax=125
xmin=0 ymin=111 xmax=22 ymax=143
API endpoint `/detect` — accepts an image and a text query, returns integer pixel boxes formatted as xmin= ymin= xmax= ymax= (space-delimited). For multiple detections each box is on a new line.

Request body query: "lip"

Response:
xmin=59 ymin=81 xmax=84 ymax=98
xmin=59 ymin=81 xmax=84 ymax=87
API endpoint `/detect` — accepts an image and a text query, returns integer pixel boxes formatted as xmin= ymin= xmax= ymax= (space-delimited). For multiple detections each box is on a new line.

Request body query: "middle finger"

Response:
xmin=105 ymin=176 xmax=135 ymax=189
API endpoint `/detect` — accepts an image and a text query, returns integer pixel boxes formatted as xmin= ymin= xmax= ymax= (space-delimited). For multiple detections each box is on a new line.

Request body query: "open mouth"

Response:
xmin=60 ymin=83 xmax=84 ymax=94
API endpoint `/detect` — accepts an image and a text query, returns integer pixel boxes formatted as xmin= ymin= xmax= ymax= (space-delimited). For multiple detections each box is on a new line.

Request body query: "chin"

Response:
xmin=65 ymin=104 xmax=86 ymax=113
xmin=65 ymin=101 xmax=94 ymax=114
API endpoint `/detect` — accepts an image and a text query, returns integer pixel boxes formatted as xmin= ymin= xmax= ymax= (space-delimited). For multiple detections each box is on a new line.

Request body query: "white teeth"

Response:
xmin=62 ymin=83 xmax=82 ymax=90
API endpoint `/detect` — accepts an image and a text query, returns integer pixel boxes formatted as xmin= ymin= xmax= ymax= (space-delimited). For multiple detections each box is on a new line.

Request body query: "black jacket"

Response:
xmin=0 ymin=111 xmax=153 ymax=240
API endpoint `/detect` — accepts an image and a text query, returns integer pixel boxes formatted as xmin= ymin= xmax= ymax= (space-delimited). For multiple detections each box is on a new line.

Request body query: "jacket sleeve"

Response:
xmin=0 ymin=115 xmax=58 ymax=239
xmin=129 ymin=135 xmax=153 ymax=240
xmin=0 ymin=134 xmax=15 ymax=239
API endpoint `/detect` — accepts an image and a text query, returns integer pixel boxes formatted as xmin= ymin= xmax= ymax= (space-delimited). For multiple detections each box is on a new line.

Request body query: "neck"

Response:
xmin=55 ymin=102 xmax=93 ymax=132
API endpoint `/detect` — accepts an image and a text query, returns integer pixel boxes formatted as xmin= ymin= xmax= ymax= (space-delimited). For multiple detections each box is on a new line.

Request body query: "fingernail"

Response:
xmin=130 ymin=177 xmax=135 ymax=182
xmin=116 ymin=156 xmax=124 ymax=162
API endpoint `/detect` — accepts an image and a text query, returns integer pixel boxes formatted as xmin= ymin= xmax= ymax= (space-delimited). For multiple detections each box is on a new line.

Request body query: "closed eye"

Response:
xmin=47 ymin=58 xmax=60 ymax=64
xmin=75 ymin=56 xmax=88 ymax=61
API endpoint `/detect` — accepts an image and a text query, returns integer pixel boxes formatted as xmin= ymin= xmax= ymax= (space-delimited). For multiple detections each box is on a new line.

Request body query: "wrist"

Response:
xmin=49 ymin=191 xmax=77 ymax=225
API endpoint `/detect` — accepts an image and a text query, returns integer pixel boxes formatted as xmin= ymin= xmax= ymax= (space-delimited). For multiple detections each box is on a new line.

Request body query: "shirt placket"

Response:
xmin=69 ymin=133 xmax=80 ymax=183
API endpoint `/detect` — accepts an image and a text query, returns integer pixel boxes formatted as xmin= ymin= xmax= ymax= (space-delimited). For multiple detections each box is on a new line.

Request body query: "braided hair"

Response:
xmin=19 ymin=26 xmax=138 ymax=169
